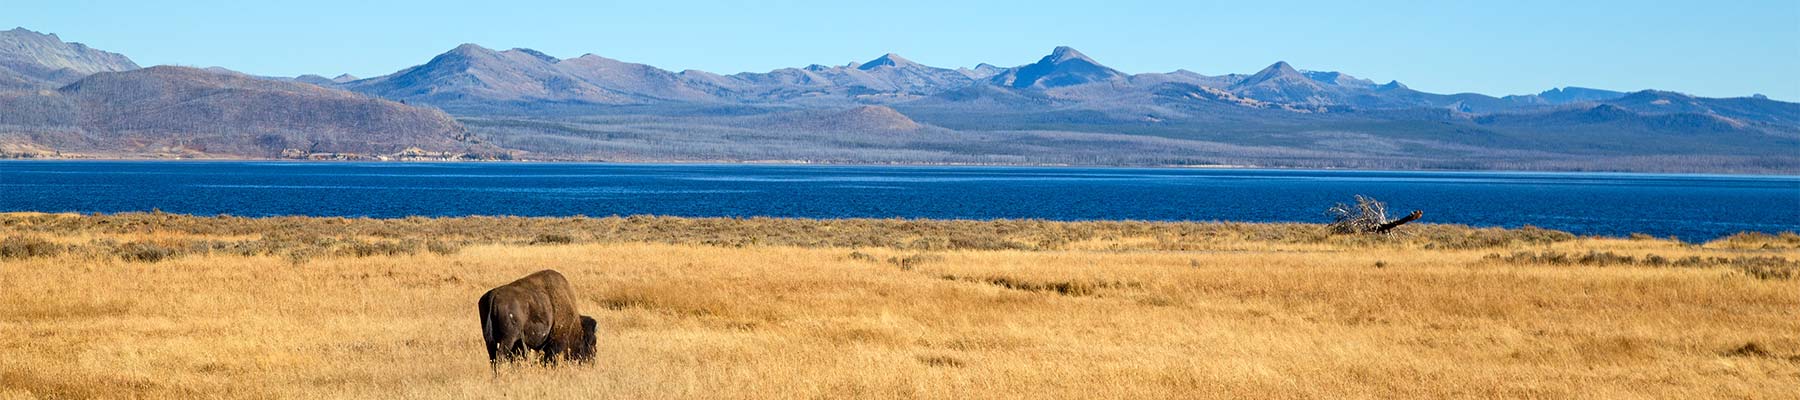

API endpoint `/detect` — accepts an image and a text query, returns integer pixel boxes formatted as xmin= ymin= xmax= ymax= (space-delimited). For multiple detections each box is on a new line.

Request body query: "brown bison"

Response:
xmin=479 ymin=270 xmax=598 ymax=371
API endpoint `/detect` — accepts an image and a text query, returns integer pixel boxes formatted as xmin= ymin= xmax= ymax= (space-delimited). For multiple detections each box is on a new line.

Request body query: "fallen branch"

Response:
xmin=1327 ymin=195 xmax=1421 ymax=235
xmin=1375 ymin=210 xmax=1423 ymax=233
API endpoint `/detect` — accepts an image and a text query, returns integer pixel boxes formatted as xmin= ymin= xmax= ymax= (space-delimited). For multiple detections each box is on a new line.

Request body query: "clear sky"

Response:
xmin=9 ymin=0 xmax=1798 ymax=99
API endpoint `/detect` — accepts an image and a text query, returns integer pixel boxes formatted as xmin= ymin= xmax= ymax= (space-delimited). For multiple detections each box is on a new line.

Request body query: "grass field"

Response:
xmin=2 ymin=212 xmax=1796 ymax=399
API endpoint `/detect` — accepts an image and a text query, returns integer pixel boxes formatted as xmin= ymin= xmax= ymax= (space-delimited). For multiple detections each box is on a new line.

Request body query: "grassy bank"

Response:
xmin=2 ymin=213 xmax=1796 ymax=398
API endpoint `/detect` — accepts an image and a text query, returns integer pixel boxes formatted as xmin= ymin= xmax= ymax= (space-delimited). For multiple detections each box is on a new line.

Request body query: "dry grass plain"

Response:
xmin=1 ymin=213 xmax=1797 ymax=399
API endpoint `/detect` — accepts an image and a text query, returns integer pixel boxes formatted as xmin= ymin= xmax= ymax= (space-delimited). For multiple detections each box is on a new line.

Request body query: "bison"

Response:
xmin=478 ymin=269 xmax=598 ymax=372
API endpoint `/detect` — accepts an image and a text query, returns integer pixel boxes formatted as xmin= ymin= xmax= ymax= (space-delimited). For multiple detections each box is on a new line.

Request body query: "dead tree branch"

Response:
xmin=1327 ymin=195 xmax=1421 ymax=235
xmin=1375 ymin=210 xmax=1423 ymax=233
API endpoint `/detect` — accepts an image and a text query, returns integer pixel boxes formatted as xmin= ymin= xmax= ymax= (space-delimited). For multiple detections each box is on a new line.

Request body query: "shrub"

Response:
xmin=887 ymin=253 xmax=944 ymax=270
xmin=1724 ymin=342 xmax=1772 ymax=358
xmin=0 ymin=235 xmax=63 ymax=260
xmin=1423 ymin=225 xmax=1576 ymax=250
xmin=425 ymin=239 xmax=462 ymax=255
xmin=1707 ymin=231 xmax=1800 ymax=250
xmin=1486 ymin=251 xmax=1796 ymax=280
xmin=336 ymin=239 xmax=419 ymax=257
xmin=530 ymin=233 xmax=577 ymax=245
xmin=941 ymin=274 xmax=1139 ymax=297
xmin=916 ymin=354 xmax=966 ymax=368
xmin=116 ymin=242 xmax=179 ymax=263
xmin=1726 ymin=257 xmax=1797 ymax=281
xmin=947 ymin=235 xmax=1029 ymax=251
xmin=1579 ymin=251 xmax=1636 ymax=266
xmin=284 ymin=249 xmax=319 ymax=266
xmin=847 ymin=251 xmax=879 ymax=262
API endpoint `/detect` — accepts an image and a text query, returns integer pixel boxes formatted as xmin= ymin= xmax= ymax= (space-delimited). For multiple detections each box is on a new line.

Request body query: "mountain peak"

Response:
xmin=0 ymin=26 xmax=140 ymax=88
xmin=449 ymin=43 xmax=492 ymax=54
xmin=990 ymin=46 xmax=1123 ymax=88
xmin=1048 ymin=46 xmax=1091 ymax=63
xmin=1263 ymin=61 xmax=1298 ymax=75
xmin=958 ymin=63 xmax=1005 ymax=79
xmin=1234 ymin=61 xmax=1310 ymax=89
xmin=428 ymin=44 xmax=504 ymax=66
xmin=858 ymin=53 xmax=916 ymax=70
xmin=4 ymin=27 xmax=59 ymax=42
xmin=294 ymin=74 xmax=338 ymax=85
xmin=440 ymin=43 xmax=505 ymax=61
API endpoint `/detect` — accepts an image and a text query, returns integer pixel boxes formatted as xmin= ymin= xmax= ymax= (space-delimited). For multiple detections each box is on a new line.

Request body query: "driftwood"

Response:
xmin=1375 ymin=210 xmax=1423 ymax=233
xmin=1327 ymin=195 xmax=1422 ymax=235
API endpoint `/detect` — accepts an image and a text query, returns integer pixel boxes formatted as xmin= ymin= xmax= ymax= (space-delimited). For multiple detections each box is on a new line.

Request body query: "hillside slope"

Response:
xmin=2 ymin=66 xmax=478 ymax=158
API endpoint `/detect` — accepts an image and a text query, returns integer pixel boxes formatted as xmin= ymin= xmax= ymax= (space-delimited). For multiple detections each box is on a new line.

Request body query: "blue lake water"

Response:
xmin=3 ymin=161 xmax=1797 ymax=241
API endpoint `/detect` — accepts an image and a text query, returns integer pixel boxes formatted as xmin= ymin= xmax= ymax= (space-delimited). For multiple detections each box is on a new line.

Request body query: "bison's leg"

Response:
xmin=539 ymin=341 xmax=563 ymax=366
xmin=504 ymin=336 xmax=528 ymax=361
xmin=486 ymin=338 xmax=503 ymax=376
xmin=487 ymin=331 xmax=528 ymax=374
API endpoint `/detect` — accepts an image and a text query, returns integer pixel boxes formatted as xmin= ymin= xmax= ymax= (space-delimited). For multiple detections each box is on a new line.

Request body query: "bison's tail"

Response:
xmin=479 ymin=291 xmax=498 ymax=367
xmin=479 ymin=291 xmax=494 ymax=342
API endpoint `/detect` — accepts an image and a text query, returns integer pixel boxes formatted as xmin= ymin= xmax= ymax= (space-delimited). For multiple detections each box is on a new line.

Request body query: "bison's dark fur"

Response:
xmin=479 ymin=270 xmax=598 ymax=372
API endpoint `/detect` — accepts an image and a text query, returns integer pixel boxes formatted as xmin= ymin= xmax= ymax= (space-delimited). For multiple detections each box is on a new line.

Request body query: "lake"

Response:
xmin=2 ymin=161 xmax=1796 ymax=241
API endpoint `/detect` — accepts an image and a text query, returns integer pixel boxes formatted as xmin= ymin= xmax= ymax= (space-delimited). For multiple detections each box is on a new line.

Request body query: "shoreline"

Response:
xmin=5 ymin=157 xmax=1800 ymax=178
xmin=3 ymin=211 xmax=1794 ymax=244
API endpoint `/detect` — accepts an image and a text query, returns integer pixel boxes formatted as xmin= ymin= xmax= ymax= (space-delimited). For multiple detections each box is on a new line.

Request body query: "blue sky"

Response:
xmin=10 ymin=0 xmax=1798 ymax=99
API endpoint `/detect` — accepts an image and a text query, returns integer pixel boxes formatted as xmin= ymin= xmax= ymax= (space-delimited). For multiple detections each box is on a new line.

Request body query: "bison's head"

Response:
xmin=570 ymin=315 xmax=598 ymax=363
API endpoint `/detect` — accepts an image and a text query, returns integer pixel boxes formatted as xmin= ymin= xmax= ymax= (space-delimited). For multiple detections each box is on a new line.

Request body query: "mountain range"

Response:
xmin=1 ymin=27 xmax=1796 ymax=173
xmin=0 ymin=27 xmax=137 ymax=90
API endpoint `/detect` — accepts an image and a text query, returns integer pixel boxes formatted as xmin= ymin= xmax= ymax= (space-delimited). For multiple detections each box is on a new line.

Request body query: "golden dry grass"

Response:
xmin=2 ymin=213 xmax=1796 ymax=399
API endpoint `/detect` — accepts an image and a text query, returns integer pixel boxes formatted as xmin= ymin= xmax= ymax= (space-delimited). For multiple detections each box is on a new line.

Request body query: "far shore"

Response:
xmin=6 ymin=156 xmax=1799 ymax=176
